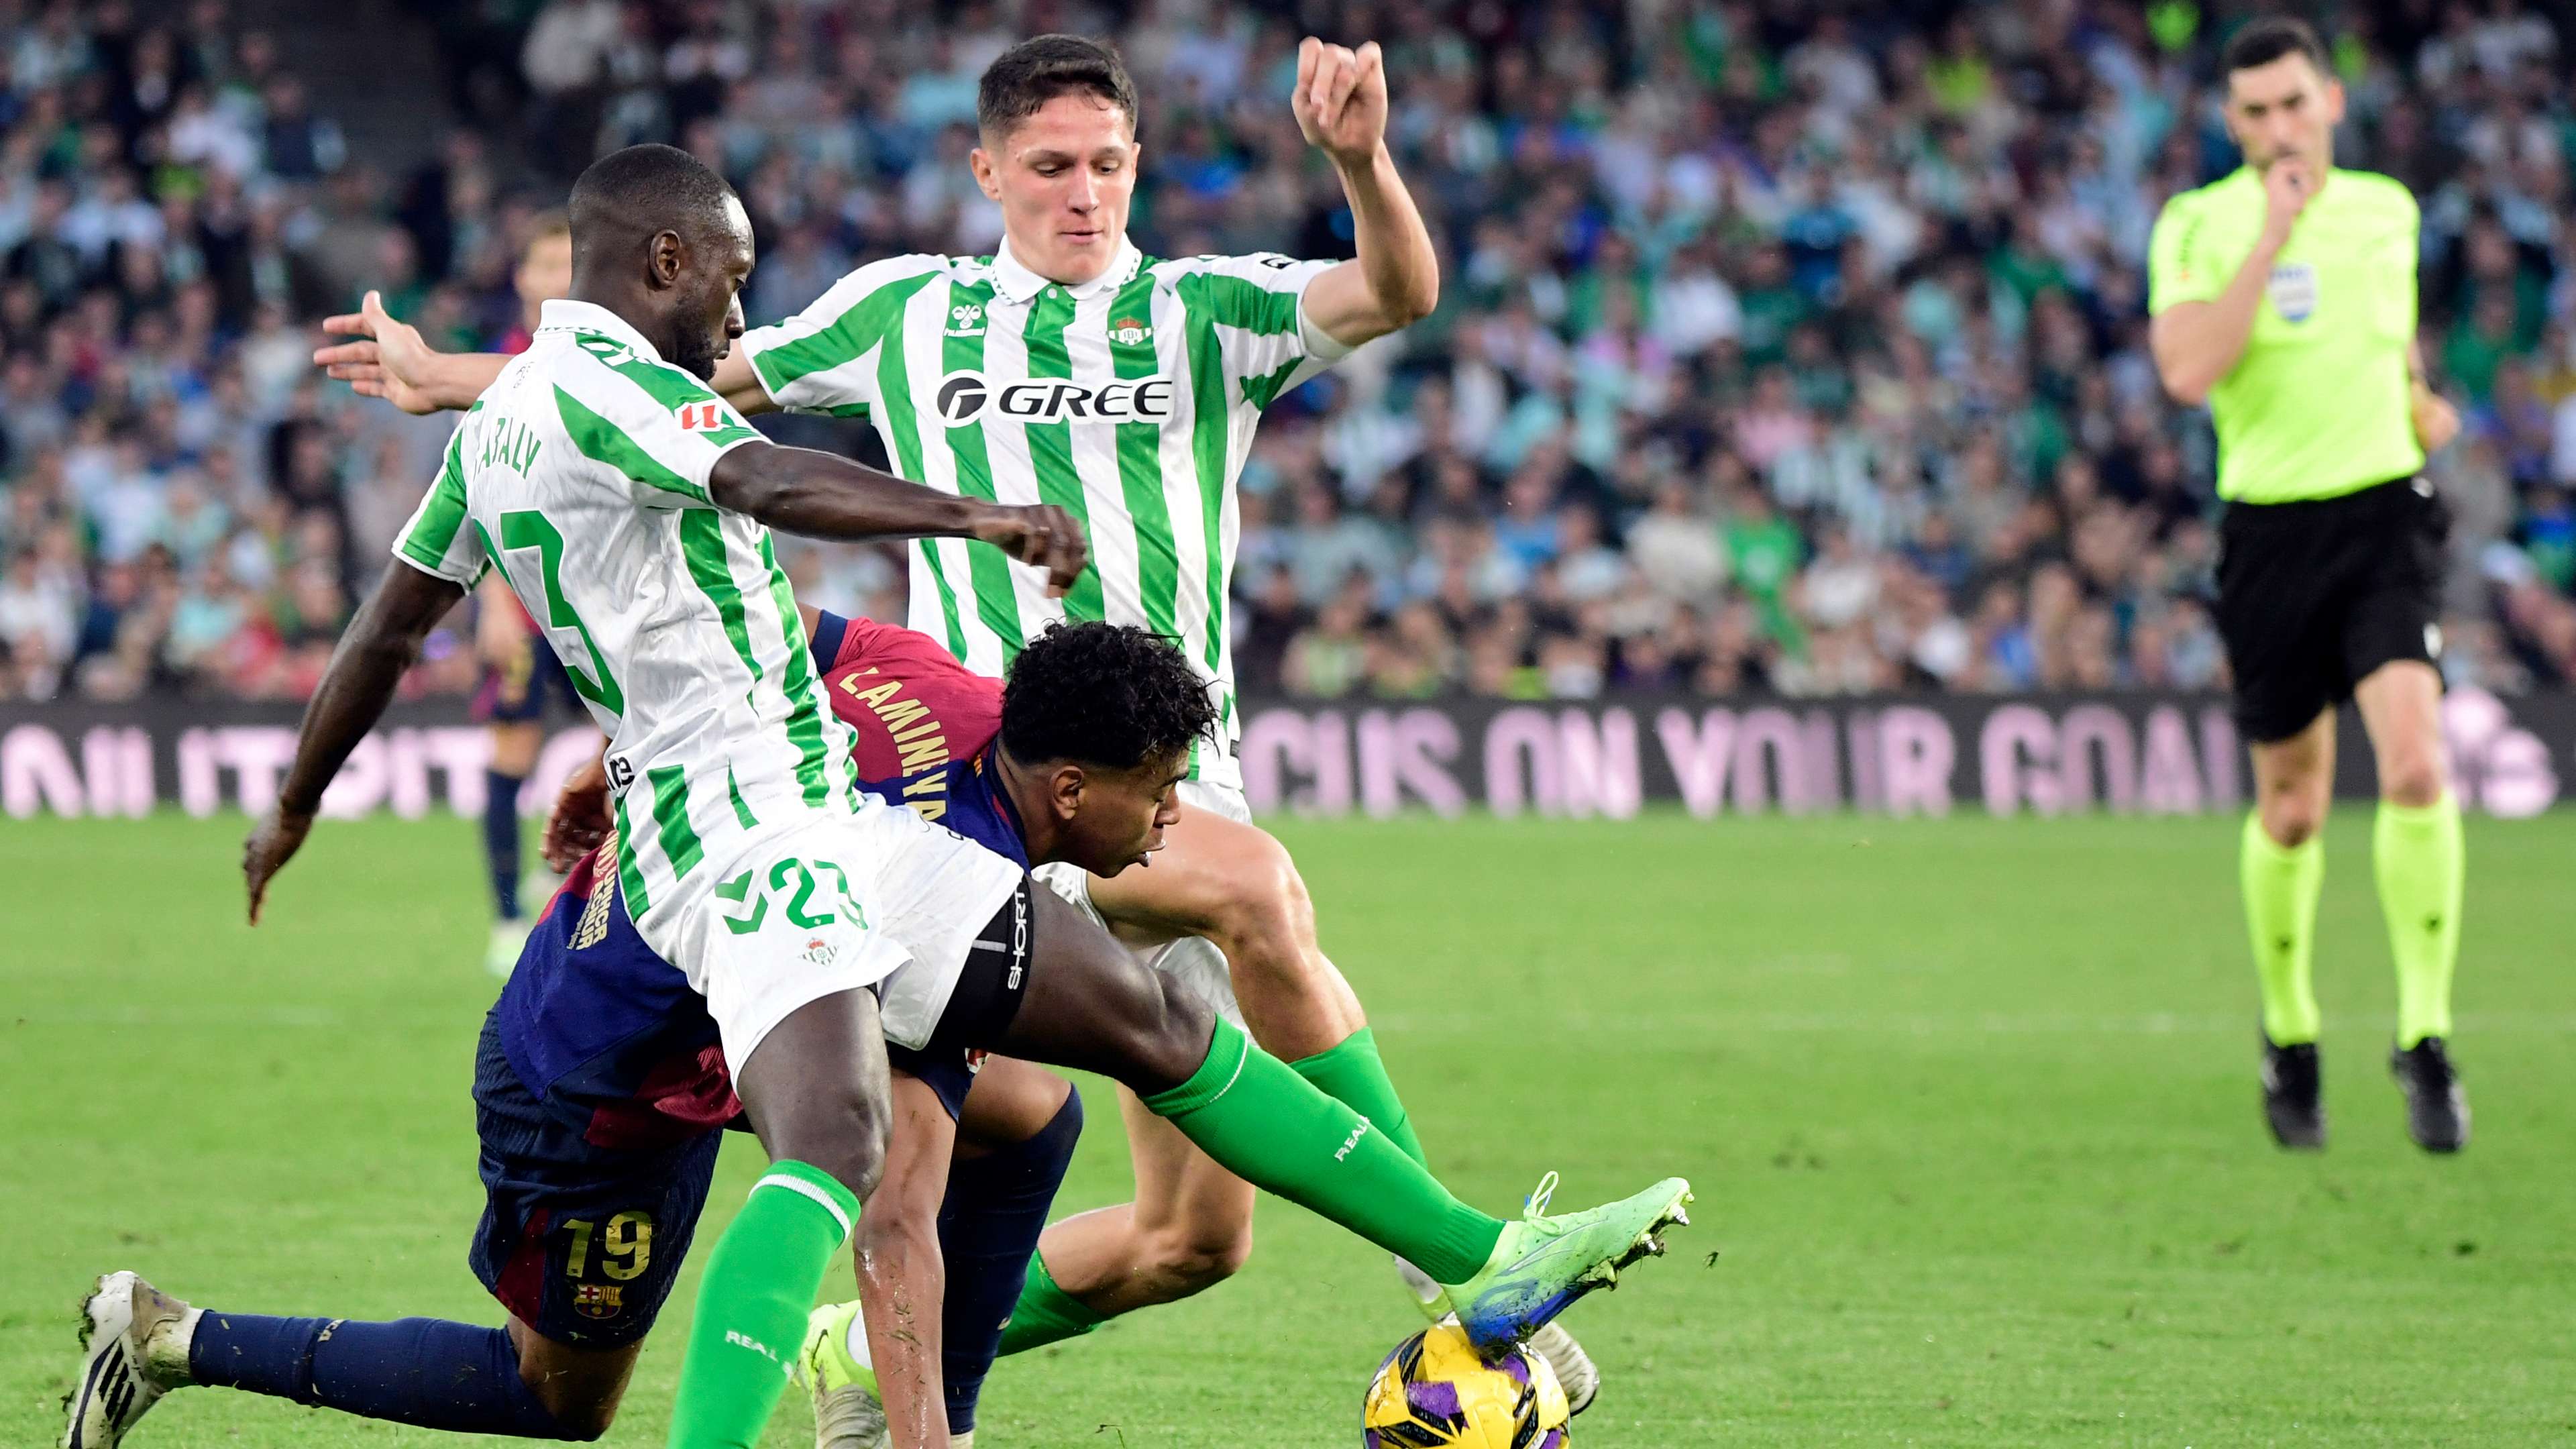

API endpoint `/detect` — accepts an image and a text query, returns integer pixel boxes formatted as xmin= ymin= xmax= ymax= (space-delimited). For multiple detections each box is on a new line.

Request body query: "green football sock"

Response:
xmin=1142 ymin=1020 xmax=1501 ymax=1284
xmin=993 ymin=1251 xmax=1106 ymax=1356
xmin=1290 ymin=1026 xmax=1427 ymax=1167
xmin=667 ymin=1161 xmax=858 ymax=1449
xmin=2376 ymin=795 xmax=2464 ymax=1046
xmin=2242 ymin=812 xmax=2325 ymax=1045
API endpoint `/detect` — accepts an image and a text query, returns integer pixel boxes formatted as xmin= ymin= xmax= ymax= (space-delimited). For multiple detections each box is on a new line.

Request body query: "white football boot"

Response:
xmin=62 ymin=1271 xmax=197 ymax=1449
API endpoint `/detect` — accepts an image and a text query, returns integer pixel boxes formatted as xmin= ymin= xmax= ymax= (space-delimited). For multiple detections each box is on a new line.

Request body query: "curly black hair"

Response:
xmin=1000 ymin=622 xmax=1216 ymax=769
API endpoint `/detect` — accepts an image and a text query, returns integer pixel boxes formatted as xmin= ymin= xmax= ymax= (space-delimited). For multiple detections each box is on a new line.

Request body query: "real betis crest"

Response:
xmin=1110 ymin=317 xmax=1152 ymax=346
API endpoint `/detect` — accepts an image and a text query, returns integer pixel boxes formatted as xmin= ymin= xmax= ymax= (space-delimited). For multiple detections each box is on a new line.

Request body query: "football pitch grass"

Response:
xmin=7 ymin=808 xmax=2573 ymax=1446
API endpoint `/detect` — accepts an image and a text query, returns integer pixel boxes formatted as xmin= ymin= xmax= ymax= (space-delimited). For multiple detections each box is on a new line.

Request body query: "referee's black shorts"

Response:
xmin=2214 ymin=476 xmax=2450 ymax=744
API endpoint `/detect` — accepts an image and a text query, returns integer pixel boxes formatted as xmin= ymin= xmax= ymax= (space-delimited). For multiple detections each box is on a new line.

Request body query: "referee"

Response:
xmin=2149 ymin=17 xmax=2467 ymax=1153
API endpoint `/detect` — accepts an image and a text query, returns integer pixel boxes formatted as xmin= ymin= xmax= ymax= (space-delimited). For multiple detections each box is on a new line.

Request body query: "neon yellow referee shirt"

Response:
xmin=2147 ymin=166 xmax=2424 ymax=503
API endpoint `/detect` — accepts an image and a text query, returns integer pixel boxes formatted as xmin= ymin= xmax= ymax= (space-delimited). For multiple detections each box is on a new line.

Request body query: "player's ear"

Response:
xmin=1050 ymin=763 xmax=1085 ymax=820
xmin=648 ymin=229 xmax=684 ymax=289
xmin=969 ymin=145 xmax=1002 ymax=202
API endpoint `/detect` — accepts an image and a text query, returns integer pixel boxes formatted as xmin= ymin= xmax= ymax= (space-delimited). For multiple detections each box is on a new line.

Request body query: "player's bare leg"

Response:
xmin=1036 ymin=1091 xmax=1258 ymax=1315
xmin=483 ymin=718 xmax=547 ymax=975
xmin=1089 ymin=809 xmax=1363 ymax=1057
xmin=2245 ymin=708 xmax=2334 ymax=1148
xmin=2353 ymin=659 xmax=2469 ymax=1150
xmin=500 ymin=1321 xmax=640 ymax=1438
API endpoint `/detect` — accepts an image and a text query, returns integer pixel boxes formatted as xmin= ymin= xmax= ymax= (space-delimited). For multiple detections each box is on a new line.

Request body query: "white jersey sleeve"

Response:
xmin=739 ymin=254 xmax=949 ymax=419
xmin=1181 ymin=251 xmax=1355 ymax=409
xmin=390 ymin=423 xmax=488 ymax=584
xmin=549 ymin=337 xmax=765 ymax=510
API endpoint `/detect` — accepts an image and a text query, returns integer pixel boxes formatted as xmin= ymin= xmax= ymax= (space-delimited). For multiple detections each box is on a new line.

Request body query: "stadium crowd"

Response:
xmin=6 ymin=0 xmax=2576 ymax=703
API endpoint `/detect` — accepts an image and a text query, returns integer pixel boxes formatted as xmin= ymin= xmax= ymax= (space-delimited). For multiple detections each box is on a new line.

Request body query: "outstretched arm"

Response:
xmin=1291 ymin=38 xmax=1438 ymax=346
xmin=244 ymin=560 xmax=466 ymax=921
xmin=708 ymin=441 xmax=1089 ymax=596
xmin=316 ymin=291 xmax=778 ymax=415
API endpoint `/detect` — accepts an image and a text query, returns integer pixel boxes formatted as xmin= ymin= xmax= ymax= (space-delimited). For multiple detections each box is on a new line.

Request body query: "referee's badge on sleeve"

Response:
xmin=2267 ymin=262 xmax=2318 ymax=323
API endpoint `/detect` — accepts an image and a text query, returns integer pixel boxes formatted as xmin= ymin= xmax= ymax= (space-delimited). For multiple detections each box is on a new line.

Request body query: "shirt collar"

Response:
xmin=989 ymin=235 xmax=1143 ymax=305
xmin=536 ymin=299 xmax=663 ymax=360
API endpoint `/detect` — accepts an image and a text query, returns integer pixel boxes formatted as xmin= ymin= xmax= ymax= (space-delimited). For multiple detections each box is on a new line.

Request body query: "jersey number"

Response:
xmin=562 ymin=1211 xmax=653 ymax=1281
xmin=714 ymin=857 xmax=865 ymax=936
xmin=496 ymin=508 xmax=625 ymax=716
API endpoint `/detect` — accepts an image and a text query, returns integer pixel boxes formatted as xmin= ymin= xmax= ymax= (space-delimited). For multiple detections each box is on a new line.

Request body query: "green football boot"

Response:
xmin=1436 ymin=1173 xmax=1693 ymax=1355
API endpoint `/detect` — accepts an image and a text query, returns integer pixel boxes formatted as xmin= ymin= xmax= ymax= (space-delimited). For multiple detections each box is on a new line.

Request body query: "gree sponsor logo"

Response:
xmin=933 ymin=369 xmax=1175 ymax=426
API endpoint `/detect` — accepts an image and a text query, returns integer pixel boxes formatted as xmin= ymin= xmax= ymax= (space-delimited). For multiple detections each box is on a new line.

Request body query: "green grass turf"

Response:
xmin=6 ymin=808 xmax=2574 ymax=1446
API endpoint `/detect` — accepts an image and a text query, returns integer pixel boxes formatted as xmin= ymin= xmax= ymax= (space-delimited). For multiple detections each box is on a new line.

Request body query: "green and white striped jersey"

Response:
xmin=392 ymin=299 xmax=859 ymax=923
xmin=739 ymin=239 xmax=1350 ymax=788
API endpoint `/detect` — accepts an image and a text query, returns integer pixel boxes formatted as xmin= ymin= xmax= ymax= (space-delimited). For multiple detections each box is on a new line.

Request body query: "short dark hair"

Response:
xmin=2222 ymin=17 xmax=2330 ymax=76
xmin=1000 ymin=623 xmax=1214 ymax=770
xmin=977 ymin=34 xmax=1139 ymax=141
xmin=566 ymin=144 xmax=737 ymax=264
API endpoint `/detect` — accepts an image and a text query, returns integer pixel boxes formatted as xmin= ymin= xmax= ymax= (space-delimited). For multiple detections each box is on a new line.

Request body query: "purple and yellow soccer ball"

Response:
xmin=1361 ymin=1320 xmax=1571 ymax=1448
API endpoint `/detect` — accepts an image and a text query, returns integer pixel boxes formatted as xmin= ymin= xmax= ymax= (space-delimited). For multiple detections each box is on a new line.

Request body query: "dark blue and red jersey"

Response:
xmin=492 ymin=846 xmax=737 ymax=1150
xmin=490 ymin=611 xmax=1029 ymax=1132
xmin=808 ymin=610 xmax=1028 ymax=869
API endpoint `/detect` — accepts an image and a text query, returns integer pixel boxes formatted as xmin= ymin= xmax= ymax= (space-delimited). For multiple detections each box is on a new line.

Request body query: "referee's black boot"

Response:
xmin=2390 ymin=1036 xmax=2470 ymax=1154
xmin=2260 ymin=1033 xmax=2326 ymax=1150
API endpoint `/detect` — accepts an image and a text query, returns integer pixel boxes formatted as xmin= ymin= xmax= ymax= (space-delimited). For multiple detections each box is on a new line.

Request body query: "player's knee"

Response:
xmin=2380 ymin=752 xmax=2447 ymax=808
xmin=2259 ymin=798 xmax=2323 ymax=849
xmin=1207 ymin=837 xmax=1313 ymax=977
xmin=1130 ymin=967 xmax=1220 ymax=1092
xmin=1142 ymin=1218 xmax=1254 ymax=1298
xmin=771 ymin=1089 xmax=890 ymax=1202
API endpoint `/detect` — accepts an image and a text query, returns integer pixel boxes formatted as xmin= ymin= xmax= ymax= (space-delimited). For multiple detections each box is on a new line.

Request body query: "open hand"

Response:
xmin=1292 ymin=38 xmax=1389 ymax=167
xmin=972 ymin=504 xmax=1088 ymax=598
xmin=313 ymin=290 xmax=443 ymax=415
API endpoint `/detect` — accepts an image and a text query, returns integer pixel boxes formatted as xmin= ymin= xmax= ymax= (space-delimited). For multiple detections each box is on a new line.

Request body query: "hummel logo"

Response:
xmin=947 ymin=303 xmax=985 ymax=336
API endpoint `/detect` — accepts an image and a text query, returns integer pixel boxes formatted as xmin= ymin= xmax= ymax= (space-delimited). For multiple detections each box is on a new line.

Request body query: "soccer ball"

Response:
xmin=1361 ymin=1320 xmax=1571 ymax=1448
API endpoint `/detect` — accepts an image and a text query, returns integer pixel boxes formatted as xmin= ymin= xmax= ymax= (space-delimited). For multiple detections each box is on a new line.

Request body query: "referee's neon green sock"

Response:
xmin=666 ymin=1161 xmax=857 ymax=1449
xmin=2242 ymin=812 xmax=2324 ymax=1045
xmin=2375 ymin=794 xmax=2464 ymax=1046
xmin=1142 ymin=1020 xmax=1502 ymax=1283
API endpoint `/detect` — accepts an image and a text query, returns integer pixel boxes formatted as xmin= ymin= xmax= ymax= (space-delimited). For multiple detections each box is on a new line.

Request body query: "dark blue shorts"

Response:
xmin=468 ymin=1012 xmax=720 ymax=1348
xmin=466 ymin=1014 xmax=984 ymax=1349
xmin=472 ymin=641 xmax=579 ymax=724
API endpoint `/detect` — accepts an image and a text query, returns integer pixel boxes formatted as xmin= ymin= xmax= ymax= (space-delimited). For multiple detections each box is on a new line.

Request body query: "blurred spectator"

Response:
xmin=9 ymin=1 xmax=2576 ymax=704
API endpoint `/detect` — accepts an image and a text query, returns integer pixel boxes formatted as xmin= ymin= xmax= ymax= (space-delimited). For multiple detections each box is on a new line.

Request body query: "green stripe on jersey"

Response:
xmin=757 ymin=530 xmax=835 ymax=807
xmin=647 ymin=765 xmax=704 ymax=881
xmin=678 ymin=511 xmax=765 ymax=688
xmin=1174 ymin=275 xmax=1236 ymax=672
xmin=1108 ymin=269 xmax=1181 ymax=635
xmin=576 ymin=336 xmax=759 ymax=448
xmin=614 ymin=796 xmax=651 ymax=918
xmin=1022 ymin=286 xmax=1106 ymax=622
xmin=1242 ymin=355 xmax=1304 ymax=412
xmin=867 ymin=278 xmax=970 ymax=660
xmin=941 ymin=279 xmax=1025 ymax=665
xmin=555 ymin=385 xmax=706 ymax=503
xmin=726 ymin=765 xmax=759 ymax=829
xmin=1194 ymin=274 xmax=1301 ymax=335
xmin=753 ymin=274 xmax=928 ymax=395
xmin=398 ymin=431 xmax=472 ymax=573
